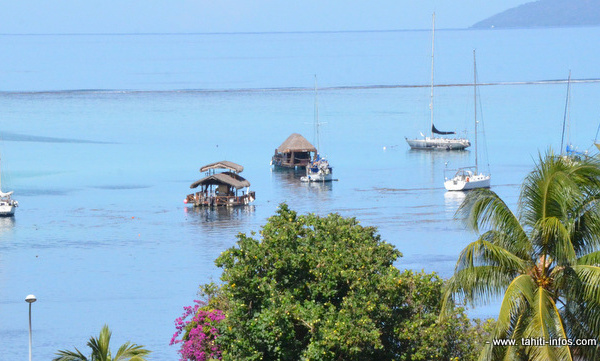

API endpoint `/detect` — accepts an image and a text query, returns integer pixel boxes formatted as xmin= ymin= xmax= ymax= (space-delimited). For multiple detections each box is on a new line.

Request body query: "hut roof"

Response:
xmin=276 ymin=133 xmax=316 ymax=153
xmin=200 ymin=161 xmax=244 ymax=173
xmin=190 ymin=172 xmax=250 ymax=189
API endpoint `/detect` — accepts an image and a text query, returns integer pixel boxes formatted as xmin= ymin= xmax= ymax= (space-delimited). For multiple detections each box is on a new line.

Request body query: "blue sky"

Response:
xmin=1 ymin=1 xmax=532 ymax=34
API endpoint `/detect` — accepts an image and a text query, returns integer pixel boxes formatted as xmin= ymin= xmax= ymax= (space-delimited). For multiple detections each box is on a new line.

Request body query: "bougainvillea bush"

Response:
xmin=171 ymin=300 xmax=225 ymax=361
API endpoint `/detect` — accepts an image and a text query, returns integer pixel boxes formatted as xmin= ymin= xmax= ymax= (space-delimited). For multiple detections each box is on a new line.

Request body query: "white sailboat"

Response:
xmin=560 ymin=71 xmax=588 ymax=159
xmin=301 ymin=76 xmax=333 ymax=183
xmin=405 ymin=13 xmax=471 ymax=151
xmin=0 ymin=155 xmax=18 ymax=216
xmin=444 ymin=51 xmax=490 ymax=191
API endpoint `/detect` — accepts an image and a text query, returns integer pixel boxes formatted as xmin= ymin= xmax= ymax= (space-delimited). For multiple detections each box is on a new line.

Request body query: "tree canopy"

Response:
xmin=211 ymin=203 xmax=491 ymax=361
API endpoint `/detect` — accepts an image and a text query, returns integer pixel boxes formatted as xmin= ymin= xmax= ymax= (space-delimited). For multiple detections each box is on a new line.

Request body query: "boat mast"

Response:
xmin=429 ymin=13 xmax=435 ymax=138
xmin=314 ymin=74 xmax=320 ymax=154
xmin=560 ymin=70 xmax=571 ymax=155
xmin=473 ymin=50 xmax=478 ymax=174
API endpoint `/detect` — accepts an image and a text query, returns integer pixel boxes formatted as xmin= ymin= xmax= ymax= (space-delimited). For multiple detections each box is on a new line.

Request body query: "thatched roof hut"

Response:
xmin=190 ymin=172 xmax=250 ymax=190
xmin=186 ymin=160 xmax=255 ymax=207
xmin=272 ymin=133 xmax=316 ymax=169
xmin=277 ymin=133 xmax=316 ymax=153
xmin=200 ymin=161 xmax=244 ymax=174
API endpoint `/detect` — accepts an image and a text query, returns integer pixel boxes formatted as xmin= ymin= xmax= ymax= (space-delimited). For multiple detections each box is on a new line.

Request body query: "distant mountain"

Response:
xmin=472 ymin=0 xmax=600 ymax=29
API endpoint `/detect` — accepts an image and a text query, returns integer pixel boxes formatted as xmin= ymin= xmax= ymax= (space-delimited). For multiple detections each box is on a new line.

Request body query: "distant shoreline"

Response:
xmin=472 ymin=0 xmax=600 ymax=29
xmin=2 ymin=24 xmax=600 ymax=37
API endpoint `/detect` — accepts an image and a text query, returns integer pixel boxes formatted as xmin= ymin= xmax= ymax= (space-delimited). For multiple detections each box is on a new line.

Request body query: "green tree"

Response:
xmin=443 ymin=153 xmax=600 ymax=361
xmin=214 ymin=203 xmax=490 ymax=361
xmin=52 ymin=325 xmax=151 ymax=361
xmin=393 ymin=270 xmax=495 ymax=361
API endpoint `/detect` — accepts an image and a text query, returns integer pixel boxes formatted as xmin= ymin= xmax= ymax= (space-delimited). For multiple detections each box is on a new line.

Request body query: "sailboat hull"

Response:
xmin=444 ymin=173 xmax=490 ymax=191
xmin=301 ymin=171 xmax=333 ymax=182
xmin=300 ymin=160 xmax=333 ymax=182
xmin=0 ymin=154 xmax=17 ymax=216
xmin=0 ymin=202 xmax=16 ymax=216
xmin=406 ymin=137 xmax=470 ymax=150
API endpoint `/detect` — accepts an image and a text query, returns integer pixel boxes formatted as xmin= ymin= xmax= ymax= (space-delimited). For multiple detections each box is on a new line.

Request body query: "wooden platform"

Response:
xmin=185 ymin=191 xmax=256 ymax=207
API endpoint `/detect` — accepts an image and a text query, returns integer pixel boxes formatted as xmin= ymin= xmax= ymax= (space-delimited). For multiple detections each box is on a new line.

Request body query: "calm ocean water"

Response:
xmin=1 ymin=27 xmax=599 ymax=360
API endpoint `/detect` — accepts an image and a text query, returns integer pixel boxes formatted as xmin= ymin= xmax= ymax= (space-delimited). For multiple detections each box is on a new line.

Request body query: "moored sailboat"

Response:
xmin=301 ymin=76 xmax=334 ymax=183
xmin=0 ymin=156 xmax=18 ymax=216
xmin=444 ymin=50 xmax=491 ymax=191
xmin=560 ymin=71 xmax=588 ymax=160
xmin=405 ymin=13 xmax=470 ymax=151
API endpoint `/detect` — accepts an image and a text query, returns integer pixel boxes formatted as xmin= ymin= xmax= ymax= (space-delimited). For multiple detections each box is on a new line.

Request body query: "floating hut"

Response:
xmin=271 ymin=133 xmax=317 ymax=169
xmin=185 ymin=161 xmax=255 ymax=207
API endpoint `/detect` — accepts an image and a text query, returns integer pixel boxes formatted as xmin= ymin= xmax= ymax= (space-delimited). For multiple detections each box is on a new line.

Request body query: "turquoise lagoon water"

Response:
xmin=1 ymin=27 xmax=600 ymax=360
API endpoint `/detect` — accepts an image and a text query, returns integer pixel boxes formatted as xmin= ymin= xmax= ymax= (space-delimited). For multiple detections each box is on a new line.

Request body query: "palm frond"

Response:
xmin=494 ymin=275 xmax=536 ymax=338
xmin=553 ymin=265 xmax=600 ymax=341
xmin=524 ymin=155 xmax=600 ymax=253
xmin=457 ymin=189 xmax=530 ymax=257
xmin=566 ymin=158 xmax=600 ymax=190
xmin=519 ymin=152 xmax=560 ymax=228
xmin=533 ymin=216 xmax=576 ymax=266
xmin=523 ymin=287 xmax=572 ymax=361
xmin=443 ymin=237 xmax=528 ymax=317
xmin=52 ymin=347 xmax=88 ymax=361
xmin=87 ymin=325 xmax=112 ymax=361
xmin=113 ymin=342 xmax=151 ymax=361
xmin=577 ymin=251 xmax=600 ymax=266
xmin=570 ymin=196 xmax=600 ymax=256
xmin=560 ymin=300 xmax=600 ymax=360
xmin=53 ymin=325 xmax=150 ymax=361
xmin=520 ymin=152 xmax=584 ymax=231
xmin=455 ymin=236 xmax=529 ymax=275
xmin=503 ymin=310 xmax=531 ymax=361
xmin=481 ymin=308 xmax=530 ymax=361
xmin=571 ymin=265 xmax=600 ymax=305
xmin=443 ymin=265 xmax=517 ymax=310
xmin=477 ymin=342 xmax=494 ymax=361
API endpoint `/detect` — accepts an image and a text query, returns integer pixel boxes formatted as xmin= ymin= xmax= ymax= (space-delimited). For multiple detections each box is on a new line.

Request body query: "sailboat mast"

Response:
xmin=560 ymin=70 xmax=571 ymax=155
xmin=314 ymin=75 xmax=320 ymax=154
xmin=473 ymin=50 xmax=478 ymax=174
xmin=429 ymin=13 xmax=435 ymax=138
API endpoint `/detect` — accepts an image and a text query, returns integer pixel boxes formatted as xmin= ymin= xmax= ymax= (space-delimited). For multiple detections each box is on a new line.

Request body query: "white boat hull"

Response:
xmin=0 ymin=202 xmax=16 ymax=216
xmin=0 ymin=157 xmax=17 ymax=216
xmin=444 ymin=173 xmax=490 ymax=191
xmin=406 ymin=137 xmax=470 ymax=150
xmin=300 ymin=159 xmax=333 ymax=183
xmin=301 ymin=172 xmax=333 ymax=182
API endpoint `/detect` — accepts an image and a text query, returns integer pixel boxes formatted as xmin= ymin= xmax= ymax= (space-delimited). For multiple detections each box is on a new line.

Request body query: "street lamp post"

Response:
xmin=25 ymin=294 xmax=36 ymax=361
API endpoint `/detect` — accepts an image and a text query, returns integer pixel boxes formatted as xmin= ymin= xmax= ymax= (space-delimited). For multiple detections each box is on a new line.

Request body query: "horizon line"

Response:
xmin=0 ymin=28 xmax=458 ymax=36
xmin=1 ymin=24 xmax=599 ymax=36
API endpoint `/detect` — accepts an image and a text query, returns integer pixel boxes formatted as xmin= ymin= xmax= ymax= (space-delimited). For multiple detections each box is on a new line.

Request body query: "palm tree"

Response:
xmin=443 ymin=152 xmax=600 ymax=361
xmin=52 ymin=324 xmax=151 ymax=361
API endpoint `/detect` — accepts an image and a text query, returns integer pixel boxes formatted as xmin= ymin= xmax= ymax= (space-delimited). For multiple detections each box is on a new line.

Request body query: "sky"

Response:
xmin=1 ymin=0 xmax=534 ymax=34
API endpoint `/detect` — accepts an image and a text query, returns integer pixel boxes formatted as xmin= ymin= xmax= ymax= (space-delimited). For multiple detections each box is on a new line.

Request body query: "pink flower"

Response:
xmin=171 ymin=300 xmax=224 ymax=361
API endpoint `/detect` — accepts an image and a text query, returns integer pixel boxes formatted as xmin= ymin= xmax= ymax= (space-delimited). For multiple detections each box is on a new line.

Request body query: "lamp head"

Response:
xmin=25 ymin=294 xmax=37 ymax=303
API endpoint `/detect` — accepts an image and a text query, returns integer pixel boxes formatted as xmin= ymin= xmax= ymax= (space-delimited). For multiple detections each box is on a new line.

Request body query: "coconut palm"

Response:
xmin=443 ymin=152 xmax=600 ymax=361
xmin=52 ymin=324 xmax=151 ymax=361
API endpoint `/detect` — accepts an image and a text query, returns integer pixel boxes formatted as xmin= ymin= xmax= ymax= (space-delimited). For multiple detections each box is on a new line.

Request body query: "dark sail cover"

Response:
xmin=432 ymin=124 xmax=455 ymax=135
